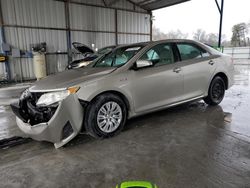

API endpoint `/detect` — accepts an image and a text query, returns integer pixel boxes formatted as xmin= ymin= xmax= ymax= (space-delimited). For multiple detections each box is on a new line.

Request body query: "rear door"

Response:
xmin=176 ymin=42 xmax=216 ymax=99
xmin=129 ymin=43 xmax=184 ymax=113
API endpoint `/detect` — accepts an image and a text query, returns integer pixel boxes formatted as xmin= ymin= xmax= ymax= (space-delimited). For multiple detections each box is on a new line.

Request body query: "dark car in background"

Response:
xmin=67 ymin=42 xmax=116 ymax=69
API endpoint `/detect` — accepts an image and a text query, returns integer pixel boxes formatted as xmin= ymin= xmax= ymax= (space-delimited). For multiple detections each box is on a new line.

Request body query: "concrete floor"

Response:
xmin=0 ymin=64 xmax=250 ymax=188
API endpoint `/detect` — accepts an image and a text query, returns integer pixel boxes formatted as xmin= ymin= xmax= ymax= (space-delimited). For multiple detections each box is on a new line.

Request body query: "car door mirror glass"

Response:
xmin=135 ymin=60 xmax=153 ymax=69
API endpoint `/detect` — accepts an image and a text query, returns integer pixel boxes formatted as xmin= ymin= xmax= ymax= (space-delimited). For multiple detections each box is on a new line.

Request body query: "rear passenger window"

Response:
xmin=177 ymin=43 xmax=210 ymax=61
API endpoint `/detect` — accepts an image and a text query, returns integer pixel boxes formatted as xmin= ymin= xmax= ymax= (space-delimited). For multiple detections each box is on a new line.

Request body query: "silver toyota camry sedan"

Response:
xmin=11 ymin=39 xmax=234 ymax=148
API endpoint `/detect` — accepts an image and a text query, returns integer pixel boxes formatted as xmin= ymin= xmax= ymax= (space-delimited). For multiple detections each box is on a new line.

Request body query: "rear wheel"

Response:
xmin=84 ymin=93 xmax=127 ymax=138
xmin=204 ymin=76 xmax=225 ymax=105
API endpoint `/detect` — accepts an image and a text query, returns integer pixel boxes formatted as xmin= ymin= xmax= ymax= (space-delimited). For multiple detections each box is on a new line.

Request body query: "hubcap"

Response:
xmin=211 ymin=81 xmax=224 ymax=101
xmin=97 ymin=101 xmax=122 ymax=133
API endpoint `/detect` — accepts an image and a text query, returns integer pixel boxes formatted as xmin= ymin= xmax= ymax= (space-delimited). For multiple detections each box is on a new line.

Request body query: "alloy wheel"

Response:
xmin=97 ymin=101 xmax=123 ymax=133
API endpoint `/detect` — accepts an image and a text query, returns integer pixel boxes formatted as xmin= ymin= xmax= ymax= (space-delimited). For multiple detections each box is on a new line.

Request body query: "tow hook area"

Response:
xmin=0 ymin=136 xmax=31 ymax=149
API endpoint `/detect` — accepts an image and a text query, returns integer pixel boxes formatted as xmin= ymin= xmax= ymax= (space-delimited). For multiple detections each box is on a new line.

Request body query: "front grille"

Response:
xmin=19 ymin=92 xmax=58 ymax=125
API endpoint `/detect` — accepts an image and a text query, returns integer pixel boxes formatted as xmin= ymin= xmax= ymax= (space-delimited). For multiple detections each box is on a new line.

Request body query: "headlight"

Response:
xmin=79 ymin=61 xmax=91 ymax=67
xmin=36 ymin=86 xmax=80 ymax=107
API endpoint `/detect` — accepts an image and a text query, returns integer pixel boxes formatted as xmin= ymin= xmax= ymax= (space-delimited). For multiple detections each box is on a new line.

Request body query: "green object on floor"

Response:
xmin=116 ymin=181 xmax=158 ymax=188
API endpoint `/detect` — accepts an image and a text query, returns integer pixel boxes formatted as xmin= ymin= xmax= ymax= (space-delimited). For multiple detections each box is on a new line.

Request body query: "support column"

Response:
xmin=150 ymin=11 xmax=153 ymax=41
xmin=65 ymin=0 xmax=72 ymax=64
xmin=215 ymin=0 xmax=224 ymax=48
xmin=115 ymin=9 xmax=118 ymax=45
xmin=0 ymin=0 xmax=10 ymax=80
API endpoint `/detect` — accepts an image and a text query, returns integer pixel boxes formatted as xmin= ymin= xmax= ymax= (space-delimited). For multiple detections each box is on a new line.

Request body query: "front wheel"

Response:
xmin=204 ymin=76 xmax=225 ymax=106
xmin=84 ymin=93 xmax=127 ymax=138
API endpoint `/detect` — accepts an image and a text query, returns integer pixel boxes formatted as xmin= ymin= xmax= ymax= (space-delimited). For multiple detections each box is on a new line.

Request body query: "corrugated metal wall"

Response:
xmin=2 ymin=0 xmax=66 ymax=28
xmin=117 ymin=10 xmax=150 ymax=44
xmin=69 ymin=3 xmax=116 ymax=48
xmin=1 ymin=0 xmax=67 ymax=81
xmin=0 ymin=0 xmax=151 ymax=81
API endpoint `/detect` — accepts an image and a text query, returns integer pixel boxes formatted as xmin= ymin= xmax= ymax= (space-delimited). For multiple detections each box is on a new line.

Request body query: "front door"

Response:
xmin=128 ymin=43 xmax=184 ymax=113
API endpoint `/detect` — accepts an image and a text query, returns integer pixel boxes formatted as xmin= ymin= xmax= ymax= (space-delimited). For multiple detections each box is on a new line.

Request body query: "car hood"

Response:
xmin=30 ymin=67 xmax=116 ymax=91
xmin=72 ymin=42 xmax=94 ymax=54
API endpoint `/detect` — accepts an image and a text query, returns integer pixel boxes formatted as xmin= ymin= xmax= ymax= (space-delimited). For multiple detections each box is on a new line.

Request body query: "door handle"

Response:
xmin=208 ymin=60 xmax=214 ymax=65
xmin=173 ymin=67 xmax=181 ymax=73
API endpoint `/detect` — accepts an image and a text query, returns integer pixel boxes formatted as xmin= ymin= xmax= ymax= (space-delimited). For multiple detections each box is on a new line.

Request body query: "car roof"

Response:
xmin=115 ymin=39 xmax=218 ymax=55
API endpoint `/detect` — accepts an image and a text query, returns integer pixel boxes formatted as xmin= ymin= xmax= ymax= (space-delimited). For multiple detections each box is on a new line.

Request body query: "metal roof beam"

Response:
xmin=55 ymin=0 xmax=190 ymax=11
xmin=140 ymin=0 xmax=190 ymax=10
xmin=106 ymin=0 xmax=119 ymax=7
xmin=126 ymin=0 xmax=149 ymax=11
xmin=102 ymin=0 xmax=107 ymax=7
xmin=214 ymin=0 xmax=221 ymax=13
xmin=138 ymin=0 xmax=153 ymax=6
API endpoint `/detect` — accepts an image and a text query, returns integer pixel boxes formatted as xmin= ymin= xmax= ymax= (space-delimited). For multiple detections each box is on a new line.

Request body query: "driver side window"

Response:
xmin=139 ymin=43 xmax=174 ymax=67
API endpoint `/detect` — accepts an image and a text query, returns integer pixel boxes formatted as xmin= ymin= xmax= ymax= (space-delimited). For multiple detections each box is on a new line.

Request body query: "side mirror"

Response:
xmin=135 ymin=60 xmax=153 ymax=69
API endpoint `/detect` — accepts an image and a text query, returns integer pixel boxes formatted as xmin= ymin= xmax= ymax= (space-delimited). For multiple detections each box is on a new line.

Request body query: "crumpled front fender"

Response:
xmin=14 ymin=94 xmax=84 ymax=148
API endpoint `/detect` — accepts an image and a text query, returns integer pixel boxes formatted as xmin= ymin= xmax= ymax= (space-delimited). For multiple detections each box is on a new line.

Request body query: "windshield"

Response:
xmin=92 ymin=46 xmax=143 ymax=67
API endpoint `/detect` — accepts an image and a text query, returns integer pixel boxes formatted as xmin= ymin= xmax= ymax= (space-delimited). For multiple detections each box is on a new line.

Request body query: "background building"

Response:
xmin=0 ymin=0 xmax=155 ymax=81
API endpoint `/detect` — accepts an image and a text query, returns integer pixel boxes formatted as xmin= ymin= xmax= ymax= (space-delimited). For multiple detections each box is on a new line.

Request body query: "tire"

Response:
xmin=204 ymin=76 xmax=226 ymax=106
xmin=84 ymin=93 xmax=127 ymax=138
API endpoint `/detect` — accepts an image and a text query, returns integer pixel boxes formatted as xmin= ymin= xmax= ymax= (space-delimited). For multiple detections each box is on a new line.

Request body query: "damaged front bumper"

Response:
xmin=11 ymin=94 xmax=84 ymax=148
